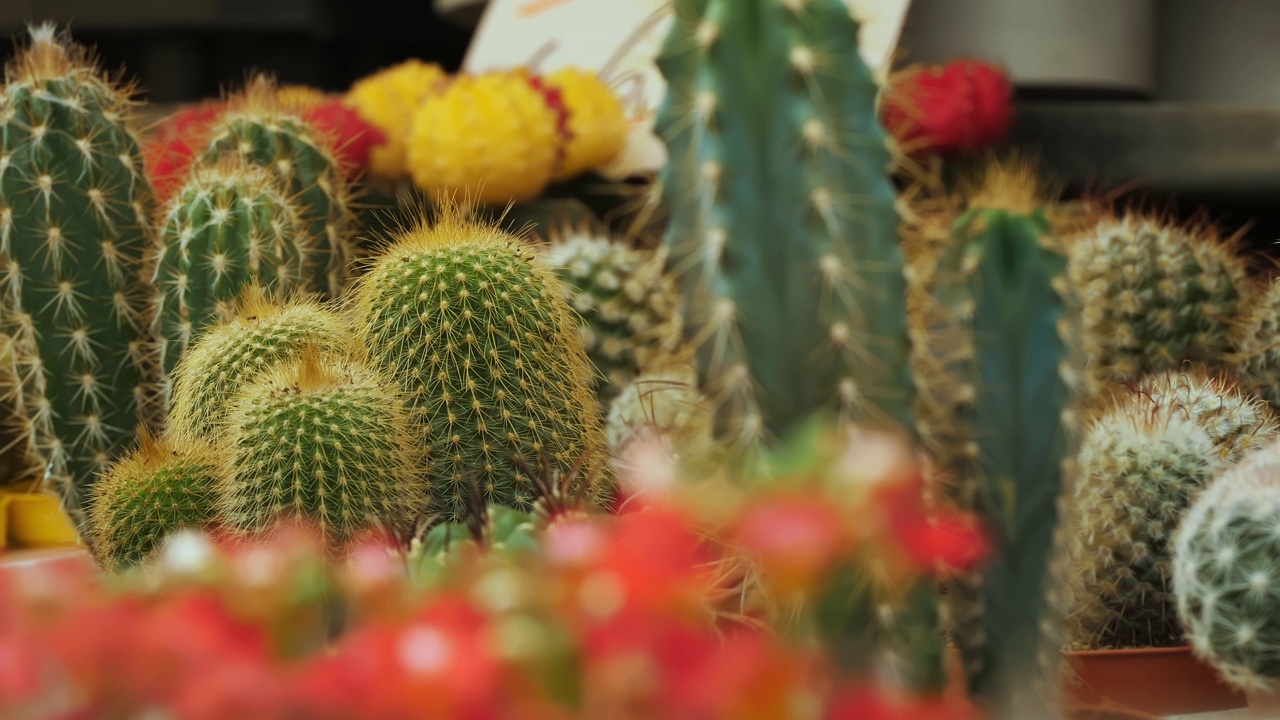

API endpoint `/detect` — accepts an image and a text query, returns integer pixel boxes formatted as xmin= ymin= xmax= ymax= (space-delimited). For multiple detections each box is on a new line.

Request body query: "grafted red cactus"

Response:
xmin=881 ymin=59 xmax=1014 ymax=156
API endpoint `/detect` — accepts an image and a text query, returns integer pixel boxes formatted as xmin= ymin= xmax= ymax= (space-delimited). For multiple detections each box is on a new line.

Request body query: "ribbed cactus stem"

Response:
xmin=0 ymin=24 xmax=160 ymax=522
xmin=653 ymin=0 xmax=914 ymax=451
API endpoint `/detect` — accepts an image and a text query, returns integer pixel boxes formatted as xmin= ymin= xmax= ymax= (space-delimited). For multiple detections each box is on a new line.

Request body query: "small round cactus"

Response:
xmin=1229 ymin=276 xmax=1280 ymax=409
xmin=539 ymin=227 xmax=683 ymax=402
xmin=87 ymin=429 xmax=220 ymax=573
xmin=218 ymin=346 xmax=429 ymax=546
xmin=1067 ymin=213 xmax=1252 ymax=396
xmin=1121 ymin=368 xmax=1279 ymax=461
xmin=350 ymin=208 xmax=612 ymax=523
xmin=605 ymin=351 xmax=713 ymax=458
xmin=167 ymin=288 xmax=352 ymax=440
xmin=1174 ymin=448 xmax=1280 ymax=690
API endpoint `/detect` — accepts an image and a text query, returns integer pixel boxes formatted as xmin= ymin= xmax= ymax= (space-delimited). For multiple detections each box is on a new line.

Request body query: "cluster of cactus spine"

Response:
xmin=218 ymin=344 xmax=429 ymax=546
xmin=539 ymin=225 xmax=683 ymax=404
xmin=653 ymin=0 xmax=914 ymax=453
xmin=1065 ymin=370 xmax=1277 ymax=649
xmin=350 ymin=207 xmax=612 ymax=523
xmin=0 ymin=25 xmax=162 ymax=522
xmin=1067 ymin=212 xmax=1253 ymax=397
xmin=150 ymin=156 xmax=313 ymax=378
xmin=1229 ymin=275 xmax=1280 ymax=410
xmin=1173 ymin=442 xmax=1280 ymax=692
xmin=199 ymin=76 xmax=357 ymax=298
xmin=87 ymin=427 xmax=220 ymax=572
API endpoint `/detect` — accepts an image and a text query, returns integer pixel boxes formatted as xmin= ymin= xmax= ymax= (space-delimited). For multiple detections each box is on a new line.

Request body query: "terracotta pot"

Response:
xmin=1063 ymin=646 xmax=1246 ymax=716
xmin=1247 ymin=682 xmax=1280 ymax=718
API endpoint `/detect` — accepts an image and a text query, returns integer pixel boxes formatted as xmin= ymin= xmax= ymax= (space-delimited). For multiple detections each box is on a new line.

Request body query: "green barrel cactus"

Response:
xmin=1068 ymin=213 xmax=1253 ymax=397
xmin=350 ymin=209 xmax=611 ymax=524
xmin=218 ymin=346 xmax=429 ymax=546
xmin=538 ymin=226 xmax=683 ymax=403
xmin=1174 ymin=447 xmax=1280 ymax=691
xmin=152 ymin=157 xmax=312 ymax=377
xmin=200 ymin=76 xmax=356 ymax=298
xmin=0 ymin=25 xmax=161 ymax=522
xmin=87 ymin=428 xmax=220 ymax=573
xmin=167 ymin=288 xmax=352 ymax=440
xmin=653 ymin=0 xmax=914 ymax=451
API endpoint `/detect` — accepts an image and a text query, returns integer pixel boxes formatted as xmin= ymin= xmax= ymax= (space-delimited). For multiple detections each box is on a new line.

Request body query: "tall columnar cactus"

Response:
xmin=350 ymin=209 xmax=611 ymax=524
xmin=653 ymin=0 xmax=914 ymax=451
xmin=1065 ymin=370 xmax=1277 ymax=651
xmin=539 ymin=226 xmax=683 ymax=404
xmin=906 ymin=159 xmax=1080 ymax=705
xmin=219 ymin=346 xmax=429 ymax=546
xmin=87 ymin=428 xmax=220 ymax=573
xmin=1068 ymin=213 xmax=1252 ymax=397
xmin=1174 ymin=446 xmax=1280 ymax=692
xmin=199 ymin=76 xmax=356 ymax=298
xmin=151 ymin=157 xmax=313 ymax=377
xmin=167 ymin=288 xmax=352 ymax=440
xmin=0 ymin=25 xmax=161 ymax=522
xmin=1229 ymin=276 xmax=1280 ymax=409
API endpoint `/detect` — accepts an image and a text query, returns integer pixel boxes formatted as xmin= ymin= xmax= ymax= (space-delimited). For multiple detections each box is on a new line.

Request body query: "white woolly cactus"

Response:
xmin=1173 ymin=443 xmax=1280 ymax=691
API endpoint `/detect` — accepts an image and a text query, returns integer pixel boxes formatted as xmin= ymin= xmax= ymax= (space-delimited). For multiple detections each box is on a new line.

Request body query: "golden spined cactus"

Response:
xmin=350 ymin=207 xmax=611 ymax=523
xmin=1067 ymin=212 xmax=1253 ymax=397
xmin=345 ymin=59 xmax=449 ymax=181
xmin=218 ymin=346 xmax=429 ymax=547
xmin=167 ymin=288 xmax=352 ymax=441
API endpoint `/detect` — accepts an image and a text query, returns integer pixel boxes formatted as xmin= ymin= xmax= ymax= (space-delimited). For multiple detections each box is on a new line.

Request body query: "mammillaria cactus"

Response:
xmin=1068 ymin=213 xmax=1252 ymax=397
xmin=653 ymin=0 xmax=914 ymax=452
xmin=1123 ymin=368 xmax=1279 ymax=460
xmin=1173 ymin=445 xmax=1280 ymax=692
xmin=199 ymin=76 xmax=356 ymax=298
xmin=604 ymin=351 xmax=714 ymax=459
xmin=1229 ymin=276 xmax=1280 ymax=410
xmin=167 ymin=288 xmax=352 ymax=440
xmin=1064 ymin=389 xmax=1267 ymax=649
xmin=345 ymin=59 xmax=448 ymax=180
xmin=539 ymin=226 xmax=682 ymax=403
xmin=151 ymin=157 xmax=312 ymax=378
xmin=350 ymin=208 xmax=611 ymax=523
xmin=87 ymin=428 xmax=220 ymax=573
xmin=0 ymin=24 xmax=161 ymax=521
xmin=218 ymin=345 xmax=429 ymax=546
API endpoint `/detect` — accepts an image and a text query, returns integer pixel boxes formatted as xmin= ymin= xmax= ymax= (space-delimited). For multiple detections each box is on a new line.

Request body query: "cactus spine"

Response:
xmin=1173 ymin=447 xmax=1280 ymax=692
xmin=167 ymin=289 xmax=352 ymax=440
xmin=218 ymin=346 xmax=428 ymax=545
xmin=653 ymin=0 xmax=914 ymax=451
xmin=151 ymin=157 xmax=312 ymax=377
xmin=200 ymin=77 xmax=356 ymax=298
xmin=87 ymin=428 xmax=220 ymax=573
xmin=350 ymin=208 xmax=611 ymax=524
xmin=0 ymin=25 xmax=160 ymax=522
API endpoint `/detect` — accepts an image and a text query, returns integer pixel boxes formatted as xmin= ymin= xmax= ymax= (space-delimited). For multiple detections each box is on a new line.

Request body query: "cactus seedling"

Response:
xmin=167 ymin=288 xmax=352 ymax=441
xmin=218 ymin=345 xmax=429 ymax=547
xmin=0 ymin=24 xmax=161 ymax=522
xmin=350 ymin=207 xmax=611 ymax=524
xmin=87 ymin=428 xmax=220 ymax=573
xmin=653 ymin=0 xmax=914 ymax=452
xmin=151 ymin=157 xmax=312 ymax=378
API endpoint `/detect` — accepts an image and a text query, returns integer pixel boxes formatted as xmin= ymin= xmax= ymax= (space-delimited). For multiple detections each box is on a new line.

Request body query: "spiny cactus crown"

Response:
xmin=1229 ymin=275 xmax=1280 ymax=410
xmin=1124 ymin=368 xmax=1279 ymax=461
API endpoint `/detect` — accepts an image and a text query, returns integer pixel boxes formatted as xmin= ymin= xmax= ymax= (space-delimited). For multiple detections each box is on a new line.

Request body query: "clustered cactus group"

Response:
xmin=8 ymin=1 xmax=1280 ymax=716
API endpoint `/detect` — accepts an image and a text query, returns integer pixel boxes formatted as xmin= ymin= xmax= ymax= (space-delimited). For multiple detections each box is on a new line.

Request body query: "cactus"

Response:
xmin=345 ymin=59 xmax=448 ymax=181
xmin=1229 ymin=276 xmax=1280 ymax=410
xmin=87 ymin=428 xmax=220 ymax=573
xmin=652 ymin=0 xmax=914 ymax=452
xmin=1066 ymin=372 xmax=1277 ymax=651
xmin=539 ymin=226 xmax=683 ymax=403
xmin=167 ymin=288 xmax=352 ymax=441
xmin=1173 ymin=445 xmax=1280 ymax=691
xmin=0 ymin=25 xmax=162 ymax=522
xmin=350 ymin=208 xmax=611 ymax=524
xmin=541 ymin=67 xmax=628 ymax=180
xmin=151 ymin=157 xmax=313 ymax=378
xmin=604 ymin=349 xmax=714 ymax=459
xmin=218 ymin=345 xmax=429 ymax=546
xmin=199 ymin=76 xmax=356 ymax=298
xmin=1068 ymin=213 xmax=1252 ymax=397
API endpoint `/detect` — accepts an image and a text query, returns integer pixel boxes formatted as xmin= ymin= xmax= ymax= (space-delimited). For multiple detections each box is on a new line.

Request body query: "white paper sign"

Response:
xmin=463 ymin=0 xmax=912 ymax=178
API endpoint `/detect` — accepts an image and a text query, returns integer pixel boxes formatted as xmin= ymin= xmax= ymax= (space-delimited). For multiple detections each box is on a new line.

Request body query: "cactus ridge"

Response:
xmin=167 ymin=287 xmax=352 ymax=440
xmin=653 ymin=0 xmax=914 ymax=453
xmin=218 ymin=345 xmax=429 ymax=545
xmin=0 ymin=24 xmax=161 ymax=522
xmin=151 ymin=156 xmax=313 ymax=379
xmin=350 ymin=206 xmax=612 ymax=523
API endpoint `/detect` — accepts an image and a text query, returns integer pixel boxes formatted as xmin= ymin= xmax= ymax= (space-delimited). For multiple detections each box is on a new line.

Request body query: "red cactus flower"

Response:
xmin=881 ymin=59 xmax=1013 ymax=156
xmin=732 ymin=492 xmax=851 ymax=595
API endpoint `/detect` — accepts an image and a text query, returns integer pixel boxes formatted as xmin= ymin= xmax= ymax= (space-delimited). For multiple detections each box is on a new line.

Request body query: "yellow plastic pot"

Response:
xmin=0 ymin=483 xmax=80 ymax=549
